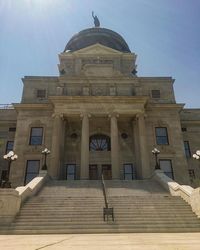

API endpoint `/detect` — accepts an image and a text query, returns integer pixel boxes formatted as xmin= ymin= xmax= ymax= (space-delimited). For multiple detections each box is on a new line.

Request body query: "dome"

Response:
xmin=64 ymin=27 xmax=131 ymax=53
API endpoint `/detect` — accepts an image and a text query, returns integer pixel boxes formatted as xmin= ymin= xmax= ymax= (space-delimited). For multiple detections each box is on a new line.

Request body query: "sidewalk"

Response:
xmin=0 ymin=233 xmax=200 ymax=250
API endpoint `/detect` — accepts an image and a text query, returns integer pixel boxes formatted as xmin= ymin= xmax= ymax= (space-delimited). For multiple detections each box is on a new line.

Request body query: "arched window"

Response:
xmin=89 ymin=134 xmax=111 ymax=151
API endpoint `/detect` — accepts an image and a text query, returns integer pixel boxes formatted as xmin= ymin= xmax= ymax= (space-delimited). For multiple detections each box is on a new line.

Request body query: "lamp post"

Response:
xmin=41 ymin=148 xmax=50 ymax=170
xmin=193 ymin=150 xmax=200 ymax=162
xmin=152 ymin=148 xmax=160 ymax=170
xmin=2 ymin=151 xmax=18 ymax=188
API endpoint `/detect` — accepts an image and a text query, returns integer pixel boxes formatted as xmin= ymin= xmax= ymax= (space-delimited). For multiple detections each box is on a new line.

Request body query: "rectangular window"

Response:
xmin=151 ymin=90 xmax=160 ymax=98
xmin=66 ymin=164 xmax=76 ymax=180
xmin=181 ymin=127 xmax=187 ymax=132
xmin=159 ymin=159 xmax=174 ymax=179
xmin=29 ymin=127 xmax=43 ymax=145
xmin=6 ymin=141 xmax=14 ymax=153
xmin=155 ymin=127 xmax=169 ymax=145
xmin=184 ymin=141 xmax=191 ymax=158
xmin=124 ymin=164 xmax=136 ymax=180
xmin=37 ymin=89 xmax=46 ymax=98
xmin=25 ymin=160 xmax=40 ymax=185
xmin=9 ymin=127 xmax=16 ymax=132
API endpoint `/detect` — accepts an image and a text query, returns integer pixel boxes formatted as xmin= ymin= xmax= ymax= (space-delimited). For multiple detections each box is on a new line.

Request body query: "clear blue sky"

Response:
xmin=0 ymin=0 xmax=199 ymax=107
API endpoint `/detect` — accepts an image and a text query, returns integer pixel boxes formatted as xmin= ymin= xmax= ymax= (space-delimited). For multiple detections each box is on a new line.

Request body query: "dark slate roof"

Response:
xmin=64 ymin=27 xmax=131 ymax=53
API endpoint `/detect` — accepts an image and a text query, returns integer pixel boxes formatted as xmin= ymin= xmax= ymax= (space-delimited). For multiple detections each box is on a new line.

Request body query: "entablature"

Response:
xmin=49 ymin=96 xmax=148 ymax=116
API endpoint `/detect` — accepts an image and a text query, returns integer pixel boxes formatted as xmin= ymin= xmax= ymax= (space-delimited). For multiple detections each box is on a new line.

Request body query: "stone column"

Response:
xmin=49 ymin=113 xmax=63 ymax=179
xmin=110 ymin=114 xmax=120 ymax=179
xmin=137 ymin=113 xmax=150 ymax=178
xmin=80 ymin=113 xmax=90 ymax=179
xmin=132 ymin=119 xmax=142 ymax=178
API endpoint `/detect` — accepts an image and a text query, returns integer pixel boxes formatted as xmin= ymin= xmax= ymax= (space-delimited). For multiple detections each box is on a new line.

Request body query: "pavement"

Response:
xmin=0 ymin=233 xmax=200 ymax=250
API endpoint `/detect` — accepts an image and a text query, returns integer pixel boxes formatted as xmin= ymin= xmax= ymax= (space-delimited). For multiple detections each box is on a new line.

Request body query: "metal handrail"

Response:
xmin=101 ymin=173 xmax=114 ymax=221
xmin=101 ymin=173 xmax=108 ymax=209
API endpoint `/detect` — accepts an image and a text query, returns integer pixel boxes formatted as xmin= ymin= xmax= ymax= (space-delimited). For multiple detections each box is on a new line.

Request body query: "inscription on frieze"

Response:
xmin=82 ymin=59 xmax=113 ymax=66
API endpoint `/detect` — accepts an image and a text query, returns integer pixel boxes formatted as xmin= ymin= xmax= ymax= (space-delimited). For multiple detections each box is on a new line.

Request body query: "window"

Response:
xmin=188 ymin=169 xmax=195 ymax=179
xmin=37 ymin=89 xmax=46 ymax=98
xmin=181 ymin=127 xmax=187 ymax=132
xmin=184 ymin=141 xmax=191 ymax=158
xmin=124 ymin=164 xmax=136 ymax=180
xmin=155 ymin=127 xmax=169 ymax=145
xmin=66 ymin=164 xmax=76 ymax=180
xmin=5 ymin=141 xmax=14 ymax=153
xmin=159 ymin=160 xmax=174 ymax=179
xmin=9 ymin=127 xmax=16 ymax=132
xmin=151 ymin=90 xmax=160 ymax=98
xmin=25 ymin=160 xmax=40 ymax=185
xmin=29 ymin=127 xmax=43 ymax=145
xmin=89 ymin=134 xmax=111 ymax=151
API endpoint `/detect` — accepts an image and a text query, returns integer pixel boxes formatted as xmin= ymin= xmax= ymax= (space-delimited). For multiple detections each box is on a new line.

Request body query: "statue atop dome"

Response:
xmin=92 ymin=11 xmax=100 ymax=27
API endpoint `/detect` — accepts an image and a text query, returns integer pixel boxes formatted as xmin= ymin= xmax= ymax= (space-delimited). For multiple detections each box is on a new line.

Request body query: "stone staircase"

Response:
xmin=1 ymin=180 xmax=200 ymax=234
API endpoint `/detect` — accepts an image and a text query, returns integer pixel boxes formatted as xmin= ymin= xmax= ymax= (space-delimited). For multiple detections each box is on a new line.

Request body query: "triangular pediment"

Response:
xmin=72 ymin=43 xmax=123 ymax=55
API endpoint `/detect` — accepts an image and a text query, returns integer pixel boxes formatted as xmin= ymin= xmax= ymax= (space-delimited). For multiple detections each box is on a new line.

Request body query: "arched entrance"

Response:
xmin=89 ymin=134 xmax=112 ymax=180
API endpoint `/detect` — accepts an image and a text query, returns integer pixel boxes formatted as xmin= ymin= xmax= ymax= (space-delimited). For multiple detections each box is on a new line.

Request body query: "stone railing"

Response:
xmin=0 ymin=171 xmax=48 ymax=224
xmin=153 ymin=170 xmax=200 ymax=218
xmin=0 ymin=104 xmax=14 ymax=109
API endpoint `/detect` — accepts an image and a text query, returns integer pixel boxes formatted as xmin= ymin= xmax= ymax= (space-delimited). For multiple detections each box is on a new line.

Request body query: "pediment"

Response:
xmin=73 ymin=43 xmax=123 ymax=55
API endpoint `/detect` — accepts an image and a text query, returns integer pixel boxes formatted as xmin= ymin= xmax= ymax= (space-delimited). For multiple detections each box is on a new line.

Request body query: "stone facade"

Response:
xmin=0 ymin=27 xmax=199 ymax=187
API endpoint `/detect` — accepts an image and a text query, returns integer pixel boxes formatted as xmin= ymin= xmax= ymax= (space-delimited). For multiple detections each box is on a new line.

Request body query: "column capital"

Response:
xmin=136 ymin=112 xmax=147 ymax=119
xmin=108 ymin=112 xmax=119 ymax=119
xmin=80 ymin=113 xmax=91 ymax=119
xmin=52 ymin=113 xmax=64 ymax=120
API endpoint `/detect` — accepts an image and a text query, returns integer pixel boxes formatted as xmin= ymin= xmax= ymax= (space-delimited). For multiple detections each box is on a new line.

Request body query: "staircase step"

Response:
xmin=1 ymin=179 xmax=200 ymax=234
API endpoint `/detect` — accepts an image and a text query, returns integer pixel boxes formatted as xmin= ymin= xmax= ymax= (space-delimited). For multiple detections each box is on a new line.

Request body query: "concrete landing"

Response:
xmin=1 ymin=233 xmax=200 ymax=249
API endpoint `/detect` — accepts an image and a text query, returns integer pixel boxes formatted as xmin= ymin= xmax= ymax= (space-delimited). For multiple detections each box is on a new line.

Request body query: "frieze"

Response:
xmin=82 ymin=59 xmax=113 ymax=65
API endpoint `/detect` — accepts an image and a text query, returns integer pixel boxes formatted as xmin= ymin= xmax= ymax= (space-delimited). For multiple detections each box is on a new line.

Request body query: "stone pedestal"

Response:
xmin=0 ymin=189 xmax=21 ymax=225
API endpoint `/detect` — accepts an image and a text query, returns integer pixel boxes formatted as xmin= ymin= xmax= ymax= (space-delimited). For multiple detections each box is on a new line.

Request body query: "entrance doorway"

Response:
xmin=66 ymin=164 xmax=76 ymax=180
xmin=123 ymin=164 xmax=136 ymax=180
xmin=89 ymin=165 xmax=98 ymax=180
xmin=102 ymin=165 xmax=112 ymax=180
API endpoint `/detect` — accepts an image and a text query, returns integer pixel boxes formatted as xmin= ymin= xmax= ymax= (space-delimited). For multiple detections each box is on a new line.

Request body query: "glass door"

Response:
xmin=102 ymin=165 xmax=112 ymax=180
xmin=89 ymin=165 xmax=98 ymax=180
xmin=123 ymin=164 xmax=136 ymax=180
xmin=159 ymin=160 xmax=174 ymax=179
xmin=66 ymin=164 xmax=76 ymax=180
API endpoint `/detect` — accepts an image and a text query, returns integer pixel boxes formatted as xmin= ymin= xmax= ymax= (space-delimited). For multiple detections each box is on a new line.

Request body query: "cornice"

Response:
xmin=147 ymin=103 xmax=185 ymax=111
xmin=13 ymin=103 xmax=53 ymax=111
xmin=181 ymin=120 xmax=200 ymax=124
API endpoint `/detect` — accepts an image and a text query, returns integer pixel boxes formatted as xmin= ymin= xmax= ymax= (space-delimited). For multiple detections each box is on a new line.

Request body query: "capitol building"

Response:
xmin=0 ymin=21 xmax=200 ymax=188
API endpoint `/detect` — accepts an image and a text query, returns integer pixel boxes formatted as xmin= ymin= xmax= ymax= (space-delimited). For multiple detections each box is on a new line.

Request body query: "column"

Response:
xmin=137 ymin=113 xmax=150 ymax=178
xmin=110 ymin=114 xmax=120 ymax=179
xmin=132 ymin=119 xmax=142 ymax=178
xmin=80 ymin=113 xmax=90 ymax=179
xmin=49 ymin=113 xmax=63 ymax=179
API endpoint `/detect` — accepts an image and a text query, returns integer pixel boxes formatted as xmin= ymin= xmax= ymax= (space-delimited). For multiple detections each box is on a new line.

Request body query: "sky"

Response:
xmin=0 ymin=0 xmax=200 ymax=108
